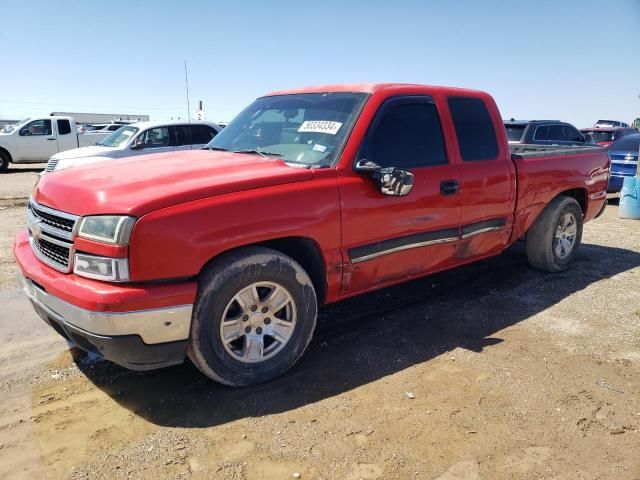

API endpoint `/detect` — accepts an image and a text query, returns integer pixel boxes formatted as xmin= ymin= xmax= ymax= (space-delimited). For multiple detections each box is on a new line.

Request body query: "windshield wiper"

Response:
xmin=205 ymin=146 xmax=229 ymax=151
xmin=233 ymin=149 xmax=284 ymax=158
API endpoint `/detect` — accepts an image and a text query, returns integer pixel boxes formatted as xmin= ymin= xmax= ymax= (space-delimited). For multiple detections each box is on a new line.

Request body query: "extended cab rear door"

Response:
xmin=445 ymin=95 xmax=516 ymax=259
xmin=338 ymin=94 xmax=461 ymax=292
xmin=54 ymin=119 xmax=78 ymax=153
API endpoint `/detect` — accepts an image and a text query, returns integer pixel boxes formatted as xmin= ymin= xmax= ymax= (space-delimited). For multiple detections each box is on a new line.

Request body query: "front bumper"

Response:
xmin=14 ymin=230 xmax=196 ymax=370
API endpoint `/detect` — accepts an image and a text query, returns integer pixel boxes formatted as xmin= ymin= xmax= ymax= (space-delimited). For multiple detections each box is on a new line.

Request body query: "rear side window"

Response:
xmin=57 ymin=119 xmax=71 ymax=135
xmin=534 ymin=125 xmax=550 ymax=141
xmin=190 ymin=125 xmax=217 ymax=144
xmin=534 ymin=124 xmax=564 ymax=141
xmin=548 ymin=125 xmax=565 ymax=140
xmin=172 ymin=125 xmax=218 ymax=146
xmin=363 ymin=98 xmax=448 ymax=169
xmin=563 ymin=125 xmax=583 ymax=142
xmin=448 ymin=97 xmax=498 ymax=161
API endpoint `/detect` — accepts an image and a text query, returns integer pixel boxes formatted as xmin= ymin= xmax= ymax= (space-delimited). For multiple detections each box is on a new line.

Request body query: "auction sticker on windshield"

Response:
xmin=298 ymin=121 xmax=342 ymax=135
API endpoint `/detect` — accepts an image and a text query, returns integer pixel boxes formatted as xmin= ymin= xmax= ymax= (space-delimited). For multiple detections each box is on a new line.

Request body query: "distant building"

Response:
xmin=49 ymin=112 xmax=150 ymax=124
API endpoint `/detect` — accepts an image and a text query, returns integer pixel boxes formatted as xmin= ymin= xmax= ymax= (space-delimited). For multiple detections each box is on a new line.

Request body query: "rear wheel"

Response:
xmin=188 ymin=247 xmax=317 ymax=386
xmin=526 ymin=196 xmax=583 ymax=272
xmin=0 ymin=151 xmax=9 ymax=172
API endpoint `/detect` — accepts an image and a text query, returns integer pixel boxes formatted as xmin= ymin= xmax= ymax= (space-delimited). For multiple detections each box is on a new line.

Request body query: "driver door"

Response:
xmin=16 ymin=119 xmax=59 ymax=161
xmin=338 ymin=96 xmax=461 ymax=293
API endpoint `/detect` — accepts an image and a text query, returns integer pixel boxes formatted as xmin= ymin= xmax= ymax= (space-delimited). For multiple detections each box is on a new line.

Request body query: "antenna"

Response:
xmin=184 ymin=60 xmax=192 ymax=147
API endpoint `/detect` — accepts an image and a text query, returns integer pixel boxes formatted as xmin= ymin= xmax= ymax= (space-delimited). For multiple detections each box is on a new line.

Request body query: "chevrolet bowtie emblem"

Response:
xmin=30 ymin=220 xmax=42 ymax=239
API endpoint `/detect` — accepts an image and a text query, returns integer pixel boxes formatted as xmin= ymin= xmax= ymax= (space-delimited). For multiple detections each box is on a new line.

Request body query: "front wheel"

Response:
xmin=0 ymin=151 xmax=9 ymax=172
xmin=188 ymin=247 xmax=318 ymax=386
xmin=526 ymin=196 xmax=583 ymax=272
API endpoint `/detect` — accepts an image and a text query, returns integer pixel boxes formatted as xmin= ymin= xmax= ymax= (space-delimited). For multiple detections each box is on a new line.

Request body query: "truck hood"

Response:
xmin=34 ymin=150 xmax=314 ymax=217
xmin=52 ymin=145 xmax=119 ymax=160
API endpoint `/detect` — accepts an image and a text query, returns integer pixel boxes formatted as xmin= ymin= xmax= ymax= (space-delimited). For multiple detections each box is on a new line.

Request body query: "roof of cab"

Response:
xmin=119 ymin=119 xmax=221 ymax=130
xmin=264 ymin=83 xmax=490 ymax=97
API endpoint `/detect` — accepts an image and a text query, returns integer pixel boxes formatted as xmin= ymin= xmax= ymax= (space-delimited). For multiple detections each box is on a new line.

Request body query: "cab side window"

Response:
xmin=361 ymin=97 xmax=448 ymax=169
xmin=57 ymin=119 xmax=72 ymax=135
xmin=20 ymin=119 xmax=52 ymax=136
xmin=135 ymin=127 xmax=169 ymax=147
xmin=534 ymin=125 xmax=550 ymax=141
xmin=171 ymin=125 xmax=218 ymax=146
xmin=447 ymin=96 xmax=498 ymax=161
xmin=563 ymin=125 xmax=583 ymax=142
xmin=548 ymin=125 xmax=565 ymax=141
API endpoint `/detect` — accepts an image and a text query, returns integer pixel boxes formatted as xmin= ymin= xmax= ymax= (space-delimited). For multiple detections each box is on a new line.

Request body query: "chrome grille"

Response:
xmin=45 ymin=158 xmax=59 ymax=172
xmin=28 ymin=203 xmax=75 ymax=233
xmin=31 ymin=235 xmax=71 ymax=268
xmin=27 ymin=198 xmax=79 ymax=272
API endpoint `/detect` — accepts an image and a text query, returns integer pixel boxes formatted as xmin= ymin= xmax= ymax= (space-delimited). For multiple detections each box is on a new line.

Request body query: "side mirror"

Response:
xmin=130 ymin=143 xmax=145 ymax=150
xmin=355 ymin=159 xmax=414 ymax=197
xmin=19 ymin=128 xmax=29 ymax=136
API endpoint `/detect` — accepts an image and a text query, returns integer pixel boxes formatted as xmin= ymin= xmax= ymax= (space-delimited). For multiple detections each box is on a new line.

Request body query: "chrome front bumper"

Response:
xmin=18 ymin=271 xmax=193 ymax=370
xmin=18 ymin=271 xmax=193 ymax=345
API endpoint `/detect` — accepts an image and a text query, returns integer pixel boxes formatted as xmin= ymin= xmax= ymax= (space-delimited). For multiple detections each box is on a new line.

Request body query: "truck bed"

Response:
xmin=510 ymin=144 xmax=605 ymax=160
xmin=510 ymin=144 xmax=610 ymax=240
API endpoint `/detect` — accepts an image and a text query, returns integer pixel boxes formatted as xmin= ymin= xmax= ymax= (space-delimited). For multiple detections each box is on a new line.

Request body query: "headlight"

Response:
xmin=78 ymin=216 xmax=135 ymax=244
xmin=74 ymin=253 xmax=129 ymax=282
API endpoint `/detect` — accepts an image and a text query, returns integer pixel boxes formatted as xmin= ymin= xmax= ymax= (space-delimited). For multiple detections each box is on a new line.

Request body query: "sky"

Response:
xmin=1 ymin=0 xmax=639 ymax=127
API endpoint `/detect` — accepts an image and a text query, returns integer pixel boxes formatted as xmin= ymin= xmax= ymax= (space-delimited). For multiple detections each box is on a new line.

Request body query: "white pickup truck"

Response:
xmin=0 ymin=117 xmax=109 ymax=172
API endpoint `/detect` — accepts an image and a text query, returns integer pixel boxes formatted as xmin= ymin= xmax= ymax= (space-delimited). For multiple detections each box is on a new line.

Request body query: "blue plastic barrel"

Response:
xmin=619 ymin=176 xmax=640 ymax=220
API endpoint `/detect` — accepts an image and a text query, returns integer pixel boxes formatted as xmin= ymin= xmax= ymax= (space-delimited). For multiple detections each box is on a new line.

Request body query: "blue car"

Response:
xmin=608 ymin=134 xmax=640 ymax=193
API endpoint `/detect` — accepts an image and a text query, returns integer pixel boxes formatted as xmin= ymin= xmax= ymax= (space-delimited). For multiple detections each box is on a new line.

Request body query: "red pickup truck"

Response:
xmin=14 ymin=83 xmax=610 ymax=386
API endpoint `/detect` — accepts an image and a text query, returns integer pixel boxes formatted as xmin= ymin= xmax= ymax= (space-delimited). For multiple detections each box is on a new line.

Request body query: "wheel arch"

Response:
xmin=0 ymin=146 xmax=13 ymax=163
xmin=198 ymin=236 xmax=328 ymax=305
xmin=558 ymin=187 xmax=587 ymax=215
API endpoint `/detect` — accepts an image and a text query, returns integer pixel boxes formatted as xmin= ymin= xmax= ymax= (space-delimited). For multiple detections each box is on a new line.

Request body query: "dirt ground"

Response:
xmin=0 ymin=168 xmax=639 ymax=480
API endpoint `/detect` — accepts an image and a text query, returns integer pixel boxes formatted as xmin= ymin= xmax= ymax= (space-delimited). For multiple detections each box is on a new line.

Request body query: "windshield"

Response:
xmin=583 ymin=130 xmax=615 ymax=143
xmin=2 ymin=118 xmax=31 ymax=133
xmin=206 ymin=92 xmax=368 ymax=167
xmin=505 ymin=124 xmax=525 ymax=142
xmin=595 ymin=120 xmax=618 ymax=127
xmin=97 ymin=126 xmax=139 ymax=147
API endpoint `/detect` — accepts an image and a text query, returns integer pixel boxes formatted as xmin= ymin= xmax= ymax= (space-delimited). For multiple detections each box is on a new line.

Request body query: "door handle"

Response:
xmin=46 ymin=138 xmax=56 ymax=141
xmin=440 ymin=180 xmax=459 ymax=196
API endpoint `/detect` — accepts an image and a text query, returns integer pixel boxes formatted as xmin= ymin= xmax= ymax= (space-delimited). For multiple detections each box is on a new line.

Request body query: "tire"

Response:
xmin=0 ymin=151 xmax=9 ymax=172
xmin=526 ymin=196 xmax=583 ymax=272
xmin=188 ymin=246 xmax=318 ymax=386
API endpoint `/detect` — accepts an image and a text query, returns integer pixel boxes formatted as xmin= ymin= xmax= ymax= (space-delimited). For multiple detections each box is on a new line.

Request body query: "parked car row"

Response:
xmin=0 ymin=116 xmax=111 ymax=171
xmin=44 ymin=120 xmax=221 ymax=173
xmin=606 ymin=134 xmax=640 ymax=193
xmin=503 ymin=117 xmax=638 ymax=193
xmin=504 ymin=119 xmax=591 ymax=146
xmin=0 ymin=116 xmax=222 ymax=173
